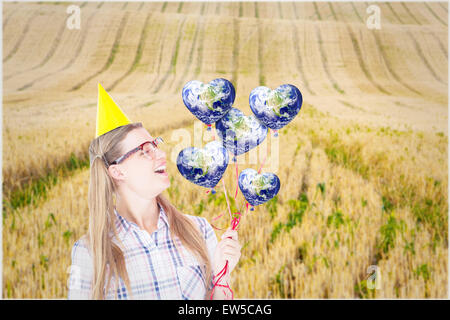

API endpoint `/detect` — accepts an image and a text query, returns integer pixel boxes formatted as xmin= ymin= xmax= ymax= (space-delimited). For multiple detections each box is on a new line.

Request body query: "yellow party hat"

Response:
xmin=96 ymin=83 xmax=132 ymax=138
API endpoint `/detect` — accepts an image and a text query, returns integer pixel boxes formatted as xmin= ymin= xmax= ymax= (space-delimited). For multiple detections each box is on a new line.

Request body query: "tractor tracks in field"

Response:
xmin=3 ymin=8 xmax=18 ymax=29
xmin=438 ymin=2 xmax=448 ymax=13
xmin=346 ymin=25 xmax=391 ymax=95
xmin=17 ymin=10 xmax=97 ymax=91
xmin=350 ymin=2 xmax=363 ymax=23
xmin=255 ymin=2 xmax=266 ymax=86
xmin=315 ymin=25 xmax=345 ymax=95
xmin=3 ymin=11 xmax=40 ymax=63
xmin=371 ymin=30 xmax=423 ymax=96
xmin=106 ymin=12 xmax=154 ymax=91
xmin=70 ymin=11 xmax=129 ymax=91
xmin=151 ymin=17 xmax=187 ymax=94
xmin=406 ymin=31 xmax=445 ymax=85
xmin=378 ymin=3 xmax=446 ymax=90
xmin=424 ymin=2 xmax=447 ymax=27
xmin=330 ymin=2 xmax=391 ymax=96
xmin=6 ymin=16 xmax=68 ymax=82
xmin=401 ymin=2 xmax=423 ymax=25
xmin=172 ymin=1 xmax=208 ymax=92
xmin=147 ymin=5 xmax=172 ymax=91
xmin=385 ymin=3 xmax=405 ymax=24
xmin=313 ymin=3 xmax=346 ymax=95
xmin=172 ymin=13 xmax=205 ymax=94
xmin=291 ymin=20 xmax=315 ymax=96
xmin=215 ymin=2 xmax=221 ymax=15
xmin=430 ymin=32 xmax=448 ymax=57
xmin=231 ymin=16 xmax=240 ymax=87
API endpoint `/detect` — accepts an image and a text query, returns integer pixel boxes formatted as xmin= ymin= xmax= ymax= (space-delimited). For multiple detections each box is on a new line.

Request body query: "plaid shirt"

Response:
xmin=68 ymin=205 xmax=218 ymax=299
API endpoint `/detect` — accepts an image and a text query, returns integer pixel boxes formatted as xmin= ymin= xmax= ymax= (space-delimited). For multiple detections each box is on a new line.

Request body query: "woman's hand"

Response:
xmin=213 ymin=227 xmax=242 ymax=278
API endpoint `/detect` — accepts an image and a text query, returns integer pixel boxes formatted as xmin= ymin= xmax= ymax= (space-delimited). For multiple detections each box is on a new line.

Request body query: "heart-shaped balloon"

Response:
xmin=177 ymin=141 xmax=229 ymax=189
xmin=249 ymin=84 xmax=302 ymax=130
xmin=182 ymin=78 xmax=235 ymax=125
xmin=215 ymin=108 xmax=268 ymax=157
xmin=238 ymin=168 xmax=280 ymax=206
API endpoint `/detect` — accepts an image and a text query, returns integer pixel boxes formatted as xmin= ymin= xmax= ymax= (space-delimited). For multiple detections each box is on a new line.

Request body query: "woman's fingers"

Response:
xmin=223 ymin=249 xmax=241 ymax=257
xmin=218 ymin=238 xmax=241 ymax=250
xmin=221 ymin=228 xmax=238 ymax=240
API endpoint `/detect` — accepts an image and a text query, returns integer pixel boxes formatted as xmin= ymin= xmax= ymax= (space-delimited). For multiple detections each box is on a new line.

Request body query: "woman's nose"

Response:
xmin=154 ymin=147 xmax=166 ymax=160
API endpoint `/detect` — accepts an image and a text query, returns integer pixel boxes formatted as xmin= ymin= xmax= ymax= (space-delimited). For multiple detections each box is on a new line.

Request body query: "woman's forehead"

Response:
xmin=122 ymin=128 xmax=153 ymax=149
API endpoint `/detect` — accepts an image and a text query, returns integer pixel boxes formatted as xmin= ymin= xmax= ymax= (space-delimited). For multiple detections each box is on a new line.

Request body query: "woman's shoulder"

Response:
xmin=71 ymin=235 xmax=91 ymax=259
xmin=184 ymin=214 xmax=216 ymax=240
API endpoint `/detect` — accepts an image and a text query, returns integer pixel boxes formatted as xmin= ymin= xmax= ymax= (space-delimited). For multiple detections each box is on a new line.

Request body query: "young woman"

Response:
xmin=68 ymin=122 xmax=242 ymax=299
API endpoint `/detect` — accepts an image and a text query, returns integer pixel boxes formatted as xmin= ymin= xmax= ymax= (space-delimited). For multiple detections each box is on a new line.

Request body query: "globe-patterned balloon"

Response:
xmin=215 ymin=108 xmax=268 ymax=157
xmin=176 ymin=141 xmax=229 ymax=189
xmin=238 ymin=169 xmax=280 ymax=206
xmin=182 ymin=78 xmax=236 ymax=125
xmin=249 ymin=84 xmax=302 ymax=130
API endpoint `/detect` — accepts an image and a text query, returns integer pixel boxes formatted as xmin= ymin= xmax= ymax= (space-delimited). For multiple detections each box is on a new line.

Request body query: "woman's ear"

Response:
xmin=107 ymin=164 xmax=126 ymax=181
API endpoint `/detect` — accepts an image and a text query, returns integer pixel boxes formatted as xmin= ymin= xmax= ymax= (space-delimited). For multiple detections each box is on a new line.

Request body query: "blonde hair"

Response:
xmin=87 ymin=122 xmax=212 ymax=299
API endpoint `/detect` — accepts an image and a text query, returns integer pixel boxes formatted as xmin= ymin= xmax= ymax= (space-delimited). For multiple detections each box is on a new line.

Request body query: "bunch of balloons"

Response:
xmin=177 ymin=78 xmax=303 ymax=210
xmin=177 ymin=78 xmax=302 ymax=300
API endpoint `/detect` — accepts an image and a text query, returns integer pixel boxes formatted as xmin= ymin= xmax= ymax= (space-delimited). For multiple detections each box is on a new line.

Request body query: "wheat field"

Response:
xmin=2 ymin=1 xmax=448 ymax=298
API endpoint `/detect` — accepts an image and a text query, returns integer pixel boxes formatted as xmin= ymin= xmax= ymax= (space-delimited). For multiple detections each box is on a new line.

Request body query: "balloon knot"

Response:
xmin=211 ymin=188 xmax=216 ymax=194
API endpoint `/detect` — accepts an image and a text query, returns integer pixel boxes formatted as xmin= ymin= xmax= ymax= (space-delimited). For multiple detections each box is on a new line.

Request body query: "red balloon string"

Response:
xmin=212 ymin=212 xmax=225 ymax=221
xmin=210 ymin=212 xmax=241 ymax=300
xmin=258 ymin=153 xmax=267 ymax=174
xmin=211 ymin=223 xmax=225 ymax=231
xmin=210 ymin=181 xmax=242 ymax=299
xmin=210 ymin=261 xmax=233 ymax=300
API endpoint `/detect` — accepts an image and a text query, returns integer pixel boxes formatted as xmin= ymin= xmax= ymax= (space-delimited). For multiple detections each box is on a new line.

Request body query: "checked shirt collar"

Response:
xmin=113 ymin=203 xmax=170 ymax=237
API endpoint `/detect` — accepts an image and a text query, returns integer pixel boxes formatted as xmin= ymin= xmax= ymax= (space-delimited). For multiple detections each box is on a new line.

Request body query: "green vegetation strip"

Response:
xmin=3 ymin=152 xmax=90 ymax=214
xmin=307 ymin=126 xmax=448 ymax=247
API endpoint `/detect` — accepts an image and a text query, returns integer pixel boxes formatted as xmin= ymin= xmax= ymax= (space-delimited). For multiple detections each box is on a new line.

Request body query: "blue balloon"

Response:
xmin=177 ymin=141 xmax=229 ymax=189
xmin=249 ymin=84 xmax=302 ymax=130
xmin=215 ymin=108 xmax=268 ymax=157
xmin=182 ymin=78 xmax=236 ymax=125
xmin=238 ymin=168 xmax=280 ymax=206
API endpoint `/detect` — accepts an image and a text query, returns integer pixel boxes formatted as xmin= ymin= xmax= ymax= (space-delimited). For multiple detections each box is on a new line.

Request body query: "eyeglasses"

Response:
xmin=109 ymin=137 xmax=164 ymax=166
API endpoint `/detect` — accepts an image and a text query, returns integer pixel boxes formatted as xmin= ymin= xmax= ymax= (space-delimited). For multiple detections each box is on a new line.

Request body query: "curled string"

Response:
xmin=210 ymin=180 xmax=242 ymax=300
xmin=210 ymin=212 xmax=241 ymax=300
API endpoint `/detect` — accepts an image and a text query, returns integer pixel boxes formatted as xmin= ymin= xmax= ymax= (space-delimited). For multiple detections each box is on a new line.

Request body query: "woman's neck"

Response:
xmin=115 ymin=191 xmax=160 ymax=234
